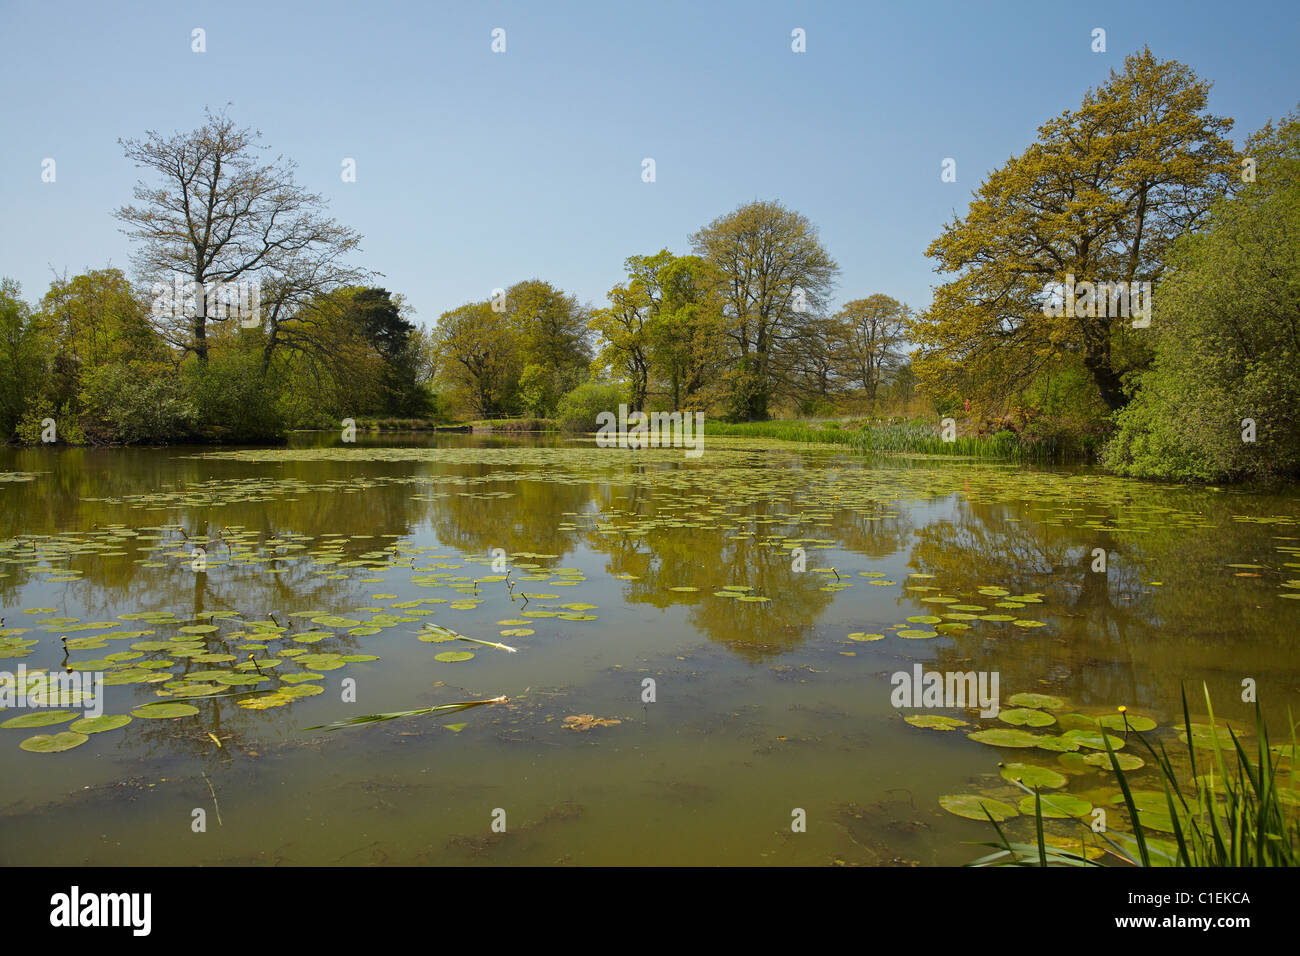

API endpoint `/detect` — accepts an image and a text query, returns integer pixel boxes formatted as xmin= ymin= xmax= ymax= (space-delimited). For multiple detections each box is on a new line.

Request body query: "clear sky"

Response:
xmin=1 ymin=0 xmax=1297 ymax=326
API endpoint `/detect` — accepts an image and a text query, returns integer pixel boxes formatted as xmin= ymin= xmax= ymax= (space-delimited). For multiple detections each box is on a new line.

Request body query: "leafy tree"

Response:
xmin=503 ymin=279 xmax=591 ymax=415
xmin=913 ymin=49 xmax=1236 ymax=413
xmin=0 ymin=280 xmax=49 ymax=439
xmin=1103 ymin=110 xmax=1300 ymax=482
xmin=832 ymin=294 xmax=909 ymax=409
xmin=590 ymin=280 xmax=653 ymax=411
xmin=690 ymin=200 xmax=838 ymax=419
xmin=430 ymin=301 xmax=521 ymax=417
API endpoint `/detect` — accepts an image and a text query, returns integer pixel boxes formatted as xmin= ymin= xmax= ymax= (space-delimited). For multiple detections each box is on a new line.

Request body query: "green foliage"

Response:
xmin=1103 ymin=110 xmax=1300 ymax=482
xmin=556 ymin=381 xmax=625 ymax=433
xmin=183 ymin=350 xmax=285 ymax=442
xmin=80 ymin=362 xmax=193 ymax=443
xmin=0 ymin=279 xmax=50 ymax=439
xmin=15 ymin=399 xmax=85 ymax=445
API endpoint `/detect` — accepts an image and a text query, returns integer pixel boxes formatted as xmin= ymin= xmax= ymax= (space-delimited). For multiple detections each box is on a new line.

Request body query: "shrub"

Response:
xmin=182 ymin=351 xmax=285 ymax=442
xmin=556 ymin=382 xmax=626 ymax=432
xmin=80 ymin=362 xmax=193 ymax=443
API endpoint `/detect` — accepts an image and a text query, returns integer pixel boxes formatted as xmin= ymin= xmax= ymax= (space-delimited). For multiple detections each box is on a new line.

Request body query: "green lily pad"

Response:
xmin=434 ymin=651 xmax=474 ymax=663
xmin=1063 ymin=729 xmax=1125 ymax=750
xmin=903 ymin=714 xmax=968 ymax=730
xmin=69 ymin=714 xmax=132 ymax=734
xmin=20 ymin=730 xmax=89 ymax=753
xmin=1082 ymin=751 xmax=1146 ymax=771
xmin=999 ymin=708 xmax=1056 ymax=728
xmin=999 ymin=762 xmax=1068 ymax=789
xmin=1018 ymin=793 xmax=1092 ymax=818
xmin=1098 ymin=712 xmax=1157 ymax=732
xmin=1 ymin=709 xmax=78 ymax=729
xmin=968 ymin=728 xmax=1040 ymax=748
xmin=939 ymin=794 xmax=1018 ymax=821
xmin=1007 ymin=692 xmax=1068 ymax=711
xmin=131 ymin=702 xmax=200 ymax=719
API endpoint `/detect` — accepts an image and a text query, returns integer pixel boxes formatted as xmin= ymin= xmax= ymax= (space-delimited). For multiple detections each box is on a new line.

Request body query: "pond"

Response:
xmin=1 ymin=433 xmax=1297 ymax=865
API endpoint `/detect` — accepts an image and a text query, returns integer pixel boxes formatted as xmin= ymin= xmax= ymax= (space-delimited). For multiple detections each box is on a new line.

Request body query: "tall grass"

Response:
xmin=969 ymin=685 xmax=1300 ymax=867
xmin=701 ymin=418 xmax=1047 ymax=460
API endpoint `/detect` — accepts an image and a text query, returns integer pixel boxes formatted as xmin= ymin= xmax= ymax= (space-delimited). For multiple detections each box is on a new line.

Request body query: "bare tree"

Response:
xmin=115 ymin=106 xmax=362 ymax=362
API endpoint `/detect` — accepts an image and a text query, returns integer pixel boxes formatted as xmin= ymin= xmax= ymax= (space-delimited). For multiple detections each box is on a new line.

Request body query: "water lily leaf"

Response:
xmin=847 ymin=632 xmax=885 ymax=642
xmin=939 ymin=794 xmax=1018 ymax=821
xmin=998 ymin=762 xmax=1067 ymax=789
xmin=1063 ymin=729 xmax=1125 ymax=750
xmin=903 ymin=714 xmax=967 ymax=730
xmin=1 ymin=709 xmax=77 ymax=729
xmin=967 ymin=728 xmax=1040 ymax=748
xmin=1082 ymin=751 xmax=1146 ymax=771
xmin=70 ymin=714 xmax=132 ymax=734
xmin=434 ymin=651 xmax=474 ymax=663
xmin=20 ymin=730 xmax=89 ymax=752
xmin=1098 ymin=712 xmax=1157 ymax=732
xmin=1007 ymin=693 xmax=1068 ymax=711
xmin=131 ymin=702 xmax=199 ymax=719
xmin=999 ymin=708 xmax=1056 ymax=728
xmin=1018 ymin=793 xmax=1092 ymax=818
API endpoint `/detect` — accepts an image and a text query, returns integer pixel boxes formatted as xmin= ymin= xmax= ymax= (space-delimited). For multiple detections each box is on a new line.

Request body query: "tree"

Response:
xmin=503 ymin=279 xmax=591 ymax=415
xmin=430 ymin=302 xmax=521 ymax=417
xmin=590 ymin=280 xmax=652 ymax=411
xmin=832 ymin=294 xmax=909 ymax=409
xmin=1103 ymin=110 xmax=1300 ymax=482
xmin=912 ymin=49 xmax=1236 ymax=412
xmin=690 ymin=200 xmax=838 ymax=419
xmin=0 ymin=280 xmax=48 ymax=438
xmin=39 ymin=268 xmax=163 ymax=412
xmin=116 ymin=106 xmax=362 ymax=362
xmin=591 ymin=251 xmax=726 ymax=413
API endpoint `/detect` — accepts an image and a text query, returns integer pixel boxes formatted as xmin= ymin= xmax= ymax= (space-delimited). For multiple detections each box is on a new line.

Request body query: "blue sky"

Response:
xmin=1 ymin=0 xmax=1297 ymax=326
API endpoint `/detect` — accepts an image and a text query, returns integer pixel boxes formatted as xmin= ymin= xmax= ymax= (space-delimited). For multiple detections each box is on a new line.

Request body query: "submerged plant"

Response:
xmin=304 ymin=695 xmax=509 ymax=732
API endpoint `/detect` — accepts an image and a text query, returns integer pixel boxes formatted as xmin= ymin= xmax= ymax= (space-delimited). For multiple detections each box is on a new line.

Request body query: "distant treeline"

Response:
xmin=2 ymin=50 xmax=1298 ymax=481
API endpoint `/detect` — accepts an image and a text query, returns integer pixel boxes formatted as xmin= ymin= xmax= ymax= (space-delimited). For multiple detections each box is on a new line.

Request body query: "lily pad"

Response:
xmin=939 ymin=794 xmax=1018 ymax=821
xmin=19 ymin=731 xmax=89 ymax=753
xmin=1018 ymin=793 xmax=1092 ymax=818
xmin=131 ymin=702 xmax=200 ymax=719
xmin=968 ymin=728 xmax=1040 ymax=748
xmin=998 ymin=762 xmax=1068 ymax=789
xmin=1 ymin=709 xmax=78 ymax=729
xmin=903 ymin=714 xmax=967 ymax=730
xmin=999 ymin=708 xmax=1057 ymax=728
xmin=69 ymin=714 xmax=132 ymax=734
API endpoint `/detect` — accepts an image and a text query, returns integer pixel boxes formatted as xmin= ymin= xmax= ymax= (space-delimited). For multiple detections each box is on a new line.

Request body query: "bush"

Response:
xmin=80 ymin=362 xmax=193 ymax=443
xmin=556 ymin=382 xmax=626 ymax=432
xmin=15 ymin=399 xmax=85 ymax=445
xmin=183 ymin=351 xmax=285 ymax=443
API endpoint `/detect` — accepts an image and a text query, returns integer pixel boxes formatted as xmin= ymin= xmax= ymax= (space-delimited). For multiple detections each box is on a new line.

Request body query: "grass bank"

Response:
xmin=700 ymin=418 xmax=1072 ymax=462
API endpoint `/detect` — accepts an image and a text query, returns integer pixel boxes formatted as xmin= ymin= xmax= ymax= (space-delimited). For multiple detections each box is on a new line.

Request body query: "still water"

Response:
xmin=1 ymin=433 xmax=1296 ymax=865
